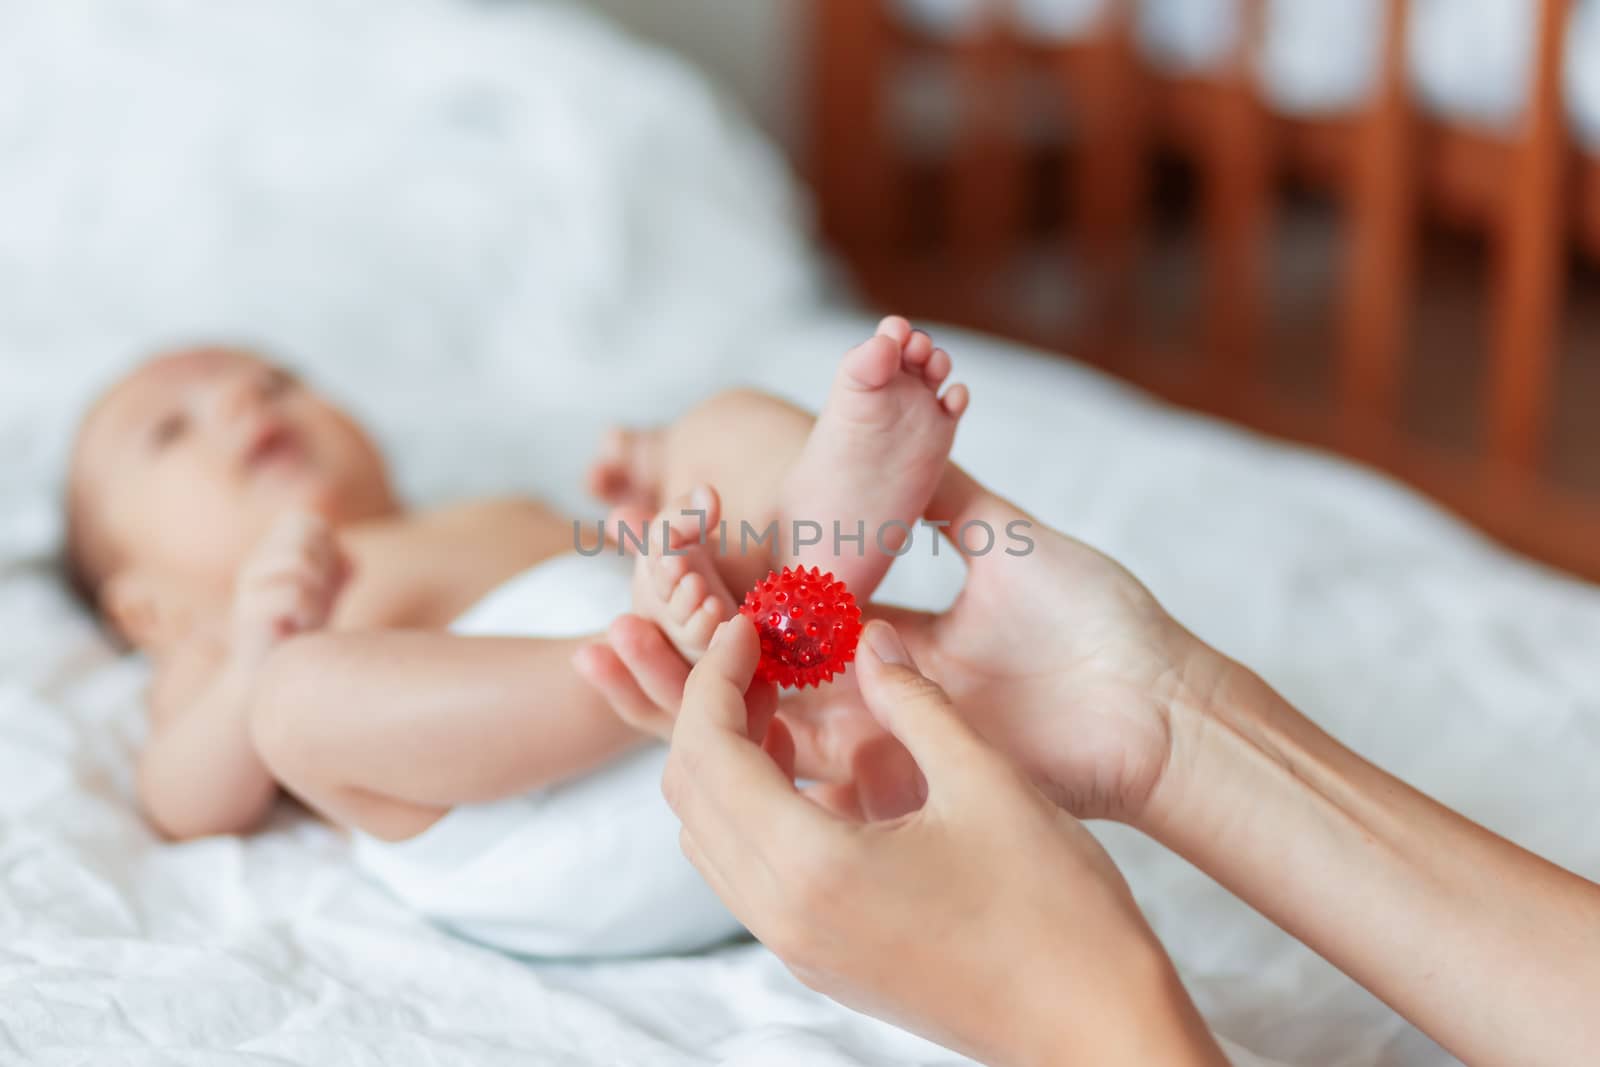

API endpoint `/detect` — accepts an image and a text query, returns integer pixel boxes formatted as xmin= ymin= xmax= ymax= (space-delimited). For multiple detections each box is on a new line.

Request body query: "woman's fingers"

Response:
xmin=672 ymin=615 xmax=764 ymax=742
xmin=854 ymin=621 xmax=997 ymax=802
xmin=762 ymin=715 xmax=797 ymax=782
xmin=744 ymin=673 xmax=780 ymax=746
xmin=571 ymin=641 xmax=670 ymax=737
xmin=607 ymin=613 xmax=691 ymax=711
xmin=851 ymin=732 xmax=928 ymax=820
xmin=665 ymin=617 xmax=838 ymax=871
xmin=802 ymin=780 xmax=866 ymax=822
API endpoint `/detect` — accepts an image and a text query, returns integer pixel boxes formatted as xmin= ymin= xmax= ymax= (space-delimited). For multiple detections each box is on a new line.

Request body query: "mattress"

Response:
xmin=894 ymin=0 xmax=1600 ymax=144
xmin=3 ymin=2 xmax=1599 ymax=1064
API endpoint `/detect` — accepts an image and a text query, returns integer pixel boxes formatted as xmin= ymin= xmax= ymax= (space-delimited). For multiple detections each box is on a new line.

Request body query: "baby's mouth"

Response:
xmin=242 ymin=424 xmax=306 ymax=474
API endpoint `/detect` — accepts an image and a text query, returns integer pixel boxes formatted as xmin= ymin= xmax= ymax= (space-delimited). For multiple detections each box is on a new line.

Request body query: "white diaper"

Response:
xmin=350 ymin=551 xmax=745 ymax=958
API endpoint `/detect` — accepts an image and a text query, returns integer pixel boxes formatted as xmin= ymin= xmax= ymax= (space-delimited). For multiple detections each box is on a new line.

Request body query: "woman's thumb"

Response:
xmin=855 ymin=621 xmax=993 ymax=797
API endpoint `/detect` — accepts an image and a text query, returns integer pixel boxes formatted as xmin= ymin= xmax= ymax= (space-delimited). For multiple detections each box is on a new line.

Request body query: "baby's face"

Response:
xmin=74 ymin=346 xmax=396 ymax=619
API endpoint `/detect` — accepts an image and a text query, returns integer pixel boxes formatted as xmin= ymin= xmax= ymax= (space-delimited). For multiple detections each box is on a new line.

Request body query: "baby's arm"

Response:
xmin=139 ymin=511 xmax=344 ymax=840
xmin=249 ymin=631 xmax=641 ymax=841
xmin=140 ymin=649 xmax=279 ymax=839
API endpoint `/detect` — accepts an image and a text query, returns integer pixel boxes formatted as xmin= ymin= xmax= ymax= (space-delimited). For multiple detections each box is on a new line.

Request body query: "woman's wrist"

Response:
xmin=1005 ymin=931 xmax=1225 ymax=1067
xmin=1135 ymin=650 xmax=1293 ymax=844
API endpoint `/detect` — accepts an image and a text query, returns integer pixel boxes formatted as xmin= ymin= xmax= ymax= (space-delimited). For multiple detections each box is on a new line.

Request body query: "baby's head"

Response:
xmin=65 ymin=345 xmax=398 ymax=648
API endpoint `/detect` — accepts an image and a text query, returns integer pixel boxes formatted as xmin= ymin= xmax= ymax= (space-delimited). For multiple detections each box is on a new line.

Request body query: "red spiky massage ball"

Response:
xmin=739 ymin=566 xmax=862 ymax=689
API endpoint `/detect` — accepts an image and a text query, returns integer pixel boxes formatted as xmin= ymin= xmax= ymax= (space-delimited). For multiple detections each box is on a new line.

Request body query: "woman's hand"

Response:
xmin=666 ymin=614 xmax=1227 ymax=1067
xmin=884 ymin=465 xmax=1230 ymax=825
xmin=577 ymin=609 xmax=918 ymax=813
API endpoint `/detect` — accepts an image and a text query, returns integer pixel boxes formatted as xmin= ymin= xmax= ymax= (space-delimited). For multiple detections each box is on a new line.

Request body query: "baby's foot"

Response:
xmin=780 ymin=316 xmax=968 ymax=599
xmin=587 ymin=427 xmax=665 ymax=512
xmin=630 ymin=486 xmax=736 ymax=663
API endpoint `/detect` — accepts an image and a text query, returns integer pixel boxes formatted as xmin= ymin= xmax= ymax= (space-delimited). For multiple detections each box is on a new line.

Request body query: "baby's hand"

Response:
xmin=229 ymin=510 xmax=348 ymax=665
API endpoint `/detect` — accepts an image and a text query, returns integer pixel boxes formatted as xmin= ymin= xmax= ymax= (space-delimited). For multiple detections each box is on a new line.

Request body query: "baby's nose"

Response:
xmin=214 ymin=376 xmax=268 ymax=420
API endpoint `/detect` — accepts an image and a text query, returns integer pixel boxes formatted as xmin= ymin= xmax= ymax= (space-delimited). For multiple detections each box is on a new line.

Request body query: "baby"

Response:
xmin=65 ymin=316 xmax=967 ymax=956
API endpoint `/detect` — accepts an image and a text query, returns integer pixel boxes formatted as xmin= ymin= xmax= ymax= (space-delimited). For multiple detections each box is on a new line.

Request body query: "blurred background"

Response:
xmin=595 ymin=0 xmax=1600 ymax=581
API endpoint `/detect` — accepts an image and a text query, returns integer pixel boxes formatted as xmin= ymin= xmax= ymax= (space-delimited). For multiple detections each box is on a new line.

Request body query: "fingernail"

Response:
xmin=690 ymin=484 xmax=712 ymax=512
xmin=864 ymin=621 xmax=910 ymax=666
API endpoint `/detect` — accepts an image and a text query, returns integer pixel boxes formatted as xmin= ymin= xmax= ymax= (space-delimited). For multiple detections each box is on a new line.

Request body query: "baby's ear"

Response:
xmin=102 ymin=570 xmax=184 ymax=652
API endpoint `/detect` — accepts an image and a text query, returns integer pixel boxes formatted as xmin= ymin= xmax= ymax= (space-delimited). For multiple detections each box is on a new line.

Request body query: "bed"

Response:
xmin=3 ymin=2 xmax=1598 ymax=1065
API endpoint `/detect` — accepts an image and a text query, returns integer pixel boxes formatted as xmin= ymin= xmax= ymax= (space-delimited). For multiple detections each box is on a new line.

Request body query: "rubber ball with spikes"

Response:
xmin=738 ymin=566 xmax=862 ymax=688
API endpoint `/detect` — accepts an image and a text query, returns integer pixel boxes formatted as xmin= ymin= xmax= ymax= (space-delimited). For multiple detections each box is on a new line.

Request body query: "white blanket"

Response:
xmin=2 ymin=3 xmax=1598 ymax=1064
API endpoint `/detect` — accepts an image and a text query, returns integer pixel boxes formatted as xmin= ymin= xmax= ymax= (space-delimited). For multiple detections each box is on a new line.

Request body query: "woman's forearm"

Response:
xmin=1141 ymin=663 xmax=1600 ymax=1065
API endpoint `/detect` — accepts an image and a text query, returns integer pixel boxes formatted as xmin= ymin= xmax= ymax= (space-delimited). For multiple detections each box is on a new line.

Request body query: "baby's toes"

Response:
xmin=922 ymin=347 xmax=953 ymax=390
xmin=903 ymin=329 xmax=934 ymax=369
xmin=681 ymin=595 xmax=726 ymax=650
xmin=876 ymin=315 xmax=913 ymax=345
xmin=652 ymin=552 xmax=688 ymax=605
xmin=940 ymin=381 xmax=970 ymax=418
xmin=839 ymin=334 xmax=903 ymax=391
xmin=669 ymin=570 xmax=710 ymax=625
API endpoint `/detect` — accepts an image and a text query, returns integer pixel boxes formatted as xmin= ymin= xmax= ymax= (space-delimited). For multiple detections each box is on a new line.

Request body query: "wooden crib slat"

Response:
xmin=948 ymin=1 xmax=1024 ymax=262
xmin=810 ymin=0 xmax=895 ymax=255
xmin=1486 ymin=0 xmax=1572 ymax=476
xmin=1198 ymin=0 xmax=1273 ymax=391
xmin=1337 ymin=0 xmax=1416 ymax=453
xmin=1067 ymin=0 xmax=1149 ymax=362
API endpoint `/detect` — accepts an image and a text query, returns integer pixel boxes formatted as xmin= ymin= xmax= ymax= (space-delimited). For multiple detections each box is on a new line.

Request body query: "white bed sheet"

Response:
xmin=3 ymin=2 xmax=1599 ymax=1064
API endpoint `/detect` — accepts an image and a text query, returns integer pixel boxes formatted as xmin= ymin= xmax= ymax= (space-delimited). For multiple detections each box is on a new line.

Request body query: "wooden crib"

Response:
xmin=807 ymin=0 xmax=1600 ymax=581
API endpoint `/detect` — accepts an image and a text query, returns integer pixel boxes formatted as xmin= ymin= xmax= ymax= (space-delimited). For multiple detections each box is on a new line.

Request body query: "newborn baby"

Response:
xmin=64 ymin=316 xmax=967 ymax=956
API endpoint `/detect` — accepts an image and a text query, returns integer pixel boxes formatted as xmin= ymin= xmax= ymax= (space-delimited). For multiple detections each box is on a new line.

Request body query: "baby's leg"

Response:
xmin=624 ymin=317 xmax=966 ymax=662
xmin=251 ymin=631 xmax=643 ymax=841
xmin=650 ymin=318 xmax=965 ymax=596
xmin=777 ymin=316 xmax=966 ymax=596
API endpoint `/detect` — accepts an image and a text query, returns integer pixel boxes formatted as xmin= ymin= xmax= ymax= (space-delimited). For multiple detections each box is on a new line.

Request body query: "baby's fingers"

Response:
xmin=251 ymin=567 xmax=335 ymax=628
xmin=250 ymin=589 xmax=316 ymax=638
xmin=266 ymin=509 xmax=331 ymax=552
